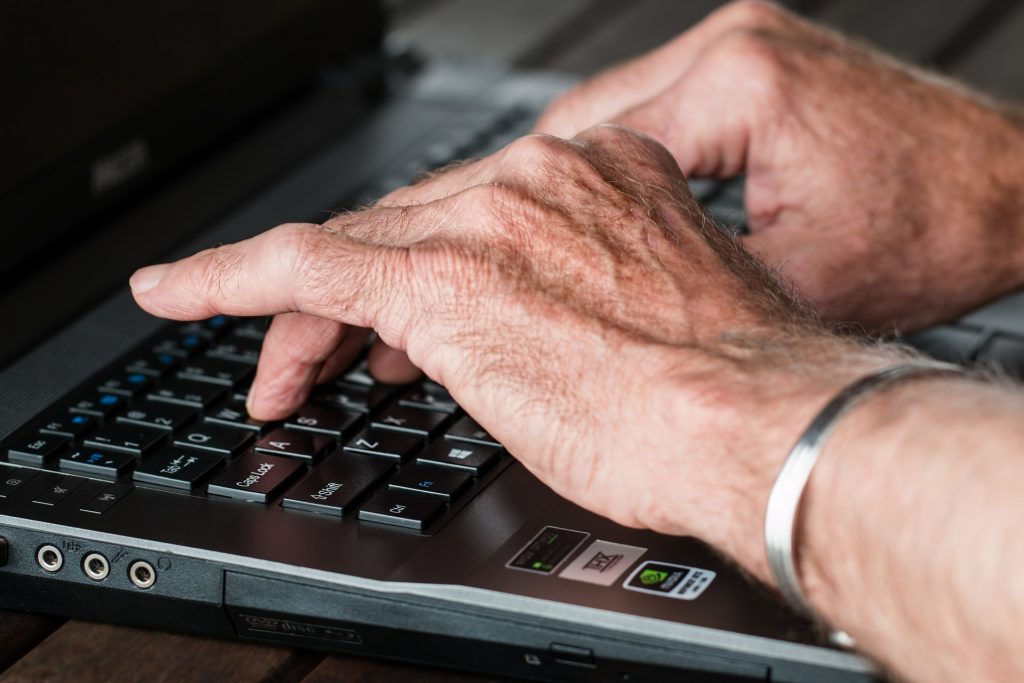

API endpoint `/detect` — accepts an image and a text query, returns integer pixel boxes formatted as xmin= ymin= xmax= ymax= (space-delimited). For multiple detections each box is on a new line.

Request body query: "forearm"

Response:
xmin=798 ymin=376 xmax=1024 ymax=683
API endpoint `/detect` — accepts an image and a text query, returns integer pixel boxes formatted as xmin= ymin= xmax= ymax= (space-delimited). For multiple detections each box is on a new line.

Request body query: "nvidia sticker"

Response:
xmin=623 ymin=561 xmax=716 ymax=600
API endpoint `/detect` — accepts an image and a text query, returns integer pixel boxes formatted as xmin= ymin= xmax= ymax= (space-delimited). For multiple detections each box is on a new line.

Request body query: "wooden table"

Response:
xmin=2 ymin=0 xmax=1020 ymax=679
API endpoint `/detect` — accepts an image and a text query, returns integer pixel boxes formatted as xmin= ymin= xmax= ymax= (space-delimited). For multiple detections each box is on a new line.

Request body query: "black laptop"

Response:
xmin=3 ymin=3 xmax=1023 ymax=682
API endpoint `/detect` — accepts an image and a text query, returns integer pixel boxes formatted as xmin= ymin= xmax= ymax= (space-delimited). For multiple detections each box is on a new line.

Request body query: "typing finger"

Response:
xmin=367 ymin=338 xmax=422 ymax=385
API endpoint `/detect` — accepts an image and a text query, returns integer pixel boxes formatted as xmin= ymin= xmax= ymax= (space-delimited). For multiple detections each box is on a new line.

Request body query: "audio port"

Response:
xmin=36 ymin=544 xmax=64 ymax=573
xmin=82 ymin=552 xmax=110 ymax=581
xmin=128 ymin=560 xmax=156 ymax=589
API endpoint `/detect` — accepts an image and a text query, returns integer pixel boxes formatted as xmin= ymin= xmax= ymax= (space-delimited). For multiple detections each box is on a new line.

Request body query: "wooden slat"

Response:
xmin=299 ymin=654 xmax=511 ymax=683
xmin=0 ymin=610 xmax=64 ymax=675
xmin=814 ymin=0 xmax=994 ymax=65
xmin=951 ymin=2 xmax=1024 ymax=98
xmin=388 ymin=0 xmax=597 ymax=66
xmin=0 ymin=621 xmax=320 ymax=683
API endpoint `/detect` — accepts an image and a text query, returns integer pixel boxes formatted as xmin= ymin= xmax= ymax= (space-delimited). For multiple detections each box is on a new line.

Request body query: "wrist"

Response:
xmin=647 ymin=334 xmax=903 ymax=584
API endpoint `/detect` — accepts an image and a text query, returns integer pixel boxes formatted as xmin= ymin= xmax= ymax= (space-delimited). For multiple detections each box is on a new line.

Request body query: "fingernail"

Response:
xmin=130 ymin=264 xmax=170 ymax=294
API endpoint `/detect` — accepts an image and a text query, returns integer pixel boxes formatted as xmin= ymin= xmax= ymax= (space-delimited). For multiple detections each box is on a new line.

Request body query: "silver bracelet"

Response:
xmin=764 ymin=361 xmax=967 ymax=622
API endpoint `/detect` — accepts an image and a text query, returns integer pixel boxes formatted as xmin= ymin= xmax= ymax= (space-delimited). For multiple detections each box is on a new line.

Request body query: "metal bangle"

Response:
xmin=764 ymin=361 xmax=967 ymax=621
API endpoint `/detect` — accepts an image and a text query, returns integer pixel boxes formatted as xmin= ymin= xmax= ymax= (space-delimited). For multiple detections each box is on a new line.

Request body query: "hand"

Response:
xmin=535 ymin=0 xmax=1024 ymax=332
xmin=130 ymin=126 xmax=891 ymax=573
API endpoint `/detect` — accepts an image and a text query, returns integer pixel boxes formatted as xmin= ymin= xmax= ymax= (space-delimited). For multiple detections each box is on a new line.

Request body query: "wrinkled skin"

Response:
xmin=536 ymin=0 xmax=1024 ymax=332
xmin=131 ymin=126 xmax=887 ymax=557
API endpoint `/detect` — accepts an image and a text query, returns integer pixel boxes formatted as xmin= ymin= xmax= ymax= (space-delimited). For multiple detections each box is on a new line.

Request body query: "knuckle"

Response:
xmin=719 ymin=0 xmax=786 ymax=28
xmin=502 ymin=133 xmax=574 ymax=168
xmin=714 ymin=28 xmax=787 ymax=94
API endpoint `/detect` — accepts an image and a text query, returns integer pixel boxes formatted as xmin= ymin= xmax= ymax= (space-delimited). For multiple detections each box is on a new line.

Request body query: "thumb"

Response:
xmin=611 ymin=74 xmax=757 ymax=180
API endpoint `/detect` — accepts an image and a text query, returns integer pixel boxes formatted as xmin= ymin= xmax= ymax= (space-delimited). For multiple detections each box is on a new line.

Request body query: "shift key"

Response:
xmin=282 ymin=453 xmax=393 ymax=517
xmin=207 ymin=452 xmax=303 ymax=503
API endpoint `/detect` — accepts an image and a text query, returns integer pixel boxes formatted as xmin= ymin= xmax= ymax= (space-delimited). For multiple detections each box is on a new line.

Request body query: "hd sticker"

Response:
xmin=622 ymin=561 xmax=716 ymax=600
xmin=558 ymin=540 xmax=647 ymax=586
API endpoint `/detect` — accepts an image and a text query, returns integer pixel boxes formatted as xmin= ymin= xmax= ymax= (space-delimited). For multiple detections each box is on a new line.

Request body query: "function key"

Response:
xmin=61 ymin=448 xmax=136 ymax=477
xmin=32 ymin=475 xmax=85 ymax=506
xmin=358 ymin=489 xmax=446 ymax=530
xmin=343 ymin=429 xmax=422 ymax=462
xmin=232 ymin=317 xmax=270 ymax=341
xmin=181 ymin=315 xmax=233 ymax=339
xmin=174 ymin=424 xmax=254 ymax=458
xmin=340 ymin=359 xmax=374 ymax=386
xmin=371 ymin=405 xmax=449 ymax=437
xmin=7 ymin=434 xmax=69 ymax=466
xmin=79 ymin=483 xmax=133 ymax=515
xmin=147 ymin=378 xmax=225 ymax=409
xmin=206 ymin=336 xmax=261 ymax=365
xmin=388 ymin=463 xmax=471 ymax=501
xmin=125 ymin=351 xmax=179 ymax=377
xmin=84 ymin=423 xmax=165 ymax=457
xmin=38 ymin=412 xmax=96 ymax=440
xmin=417 ymin=440 xmax=501 ymax=475
xmin=444 ymin=416 xmax=501 ymax=448
xmin=285 ymin=405 xmax=361 ymax=438
xmin=398 ymin=384 xmax=458 ymax=414
xmin=118 ymin=400 xmax=196 ymax=432
xmin=153 ymin=332 xmax=207 ymax=358
xmin=134 ymin=448 xmax=223 ymax=490
xmin=0 ymin=465 xmax=38 ymax=498
xmin=176 ymin=357 xmax=253 ymax=387
xmin=204 ymin=398 xmax=267 ymax=434
xmin=317 ymin=382 xmax=391 ymax=414
xmin=98 ymin=372 xmax=153 ymax=397
xmin=206 ymin=451 xmax=303 ymax=503
xmin=68 ymin=391 xmax=125 ymax=418
xmin=254 ymin=428 xmax=332 ymax=463
xmin=281 ymin=452 xmax=393 ymax=517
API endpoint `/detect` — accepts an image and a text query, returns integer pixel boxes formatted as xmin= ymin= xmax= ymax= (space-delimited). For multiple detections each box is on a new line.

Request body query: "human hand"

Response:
xmin=130 ymin=126 xmax=892 ymax=574
xmin=535 ymin=0 xmax=1024 ymax=332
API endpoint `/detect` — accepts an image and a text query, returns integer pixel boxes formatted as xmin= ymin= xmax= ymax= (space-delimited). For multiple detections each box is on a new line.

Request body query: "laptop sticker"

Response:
xmin=622 ymin=561 xmax=716 ymax=600
xmin=506 ymin=526 xmax=589 ymax=574
xmin=558 ymin=540 xmax=647 ymax=586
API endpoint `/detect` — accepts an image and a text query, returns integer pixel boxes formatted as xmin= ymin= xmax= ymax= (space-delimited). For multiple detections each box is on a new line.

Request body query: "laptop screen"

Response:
xmin=0 ymin=1 xmax=384 ymax=280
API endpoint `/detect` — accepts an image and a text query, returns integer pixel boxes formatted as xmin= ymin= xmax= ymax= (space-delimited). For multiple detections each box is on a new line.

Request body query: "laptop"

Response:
xmin=2 ymin=2 xmax=1023 ymax=682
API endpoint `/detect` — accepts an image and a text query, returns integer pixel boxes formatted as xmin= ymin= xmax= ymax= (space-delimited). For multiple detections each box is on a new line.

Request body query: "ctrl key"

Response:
xmin=207 ymin=452 xmax=303 ymax=503
xmin=358 ymin=489 xmax=445 ymax=530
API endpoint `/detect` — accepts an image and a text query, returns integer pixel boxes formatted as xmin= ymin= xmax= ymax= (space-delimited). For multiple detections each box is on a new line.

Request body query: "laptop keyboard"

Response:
xmin=1 ymin=315 xmax=512 ymax=533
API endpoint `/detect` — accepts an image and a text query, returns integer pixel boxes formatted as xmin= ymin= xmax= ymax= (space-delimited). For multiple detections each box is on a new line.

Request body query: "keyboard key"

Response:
xmin=207 ymin=451 xmax=303 ymax=503
xmin=389 ymin=463 xmax=471 ymax=501
xmin=176 ymin=357 xmax=253 ymax=387
xmin=134 ymin=448 xmax=223 ymax=490
xmin=38 ymin=412 xmax=96 ymax=439
xmin=147 ymin=378 xmax=225 ymax=408
xmin=444 ymin=416 xmax=501 ymax=448
xmin=417 ymin=440 xmax=501 ymax=475
xmin=125 ymin=351 xmax=179 ymax=377
xmin=61 ymin=448 xmax=136 ymax=477
xmin=153 ymin=332 xmax=207 ymax=357
xmin=343 ymin=429 xmax=422 ymax=461
xmin=398 ymin=383 xmax=458 ymax=414
xmin=285 ymin=405 xmax=362 ymax=438
xmin=181 ymin=315 xmax=232 ymax=339
xmin=97 ymin=371 xmax=153 ymax=397
xmin=69 ymin=391 xmax=125 ymax=418
xmin=206 ymin=336 xmax=261 ymax=365
xmin=341 ymin=359 xmax=374 ymax=386
xmin=174 ymin=424 xmax=254 ymax=457
xmin=7 ymin=434 xmax=69 ymax=466
xmin=204 ymin=398 xmax=267 ymax=433
xmin=0 ymin=466 xmax=38 ymax=498
xmin=371 ymin=405 xmax=448 ymax=436
xmin=80 ymin=483 xmax=133 ymax=514
xmin=232 ymin=317 xmax=270 ymax=340
xmin=254 ymin=428 xmax=332 ymax=463
xmin=32 ymin=475 xmax=85 ymax=506
xmin=281 ymin=453 xmax=393 ymax=517
xmin=84 ymin=424 xmax=165 ymax=456
xmin=978 ymin=333 xmax=1024 ymax=378
xmin=318 ymin=382 xmax=392 ymax=414
xmin=906 ymin=325 xmax=980 ymax=364
xmin=118 ymin=400 xmax=197 ymax=432
xmin=358 ymin=489 xmax=446 ymax=530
